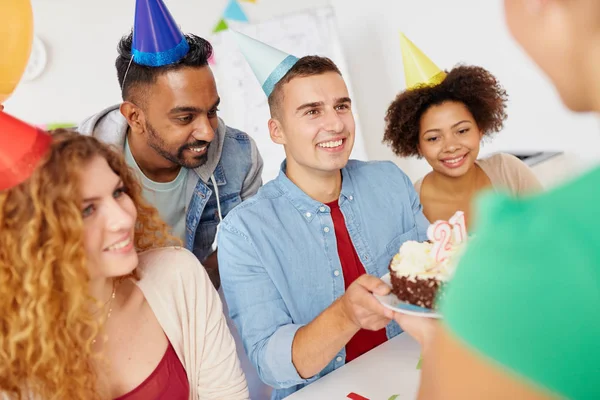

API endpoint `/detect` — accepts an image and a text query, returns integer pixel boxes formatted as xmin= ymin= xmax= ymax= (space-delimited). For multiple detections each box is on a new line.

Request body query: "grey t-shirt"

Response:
xmin=125 ymin=137 xmax=188 ymax=241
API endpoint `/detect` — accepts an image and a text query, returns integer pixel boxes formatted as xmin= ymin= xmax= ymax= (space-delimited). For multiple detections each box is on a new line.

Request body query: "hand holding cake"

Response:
xmin=339 ymin=274 xmax=395 ymax=330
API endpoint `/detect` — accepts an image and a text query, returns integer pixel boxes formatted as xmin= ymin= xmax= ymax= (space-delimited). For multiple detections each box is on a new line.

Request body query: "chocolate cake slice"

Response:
xmin=388 ymin=264 xmax=442 ymax=309
xmin=388 ymin=240 xmax=463 ymax=309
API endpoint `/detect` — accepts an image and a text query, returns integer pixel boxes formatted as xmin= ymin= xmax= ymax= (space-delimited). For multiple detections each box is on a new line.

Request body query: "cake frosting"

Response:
xmin=388 ymin=220 xmax=467 ymax=309
xmin=389 ymin=240 xmax=463 ymax=283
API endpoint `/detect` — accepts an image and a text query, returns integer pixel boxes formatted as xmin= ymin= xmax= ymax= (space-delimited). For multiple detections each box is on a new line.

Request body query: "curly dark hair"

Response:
xmin=383 ymin=65 xmax=508 ymax=158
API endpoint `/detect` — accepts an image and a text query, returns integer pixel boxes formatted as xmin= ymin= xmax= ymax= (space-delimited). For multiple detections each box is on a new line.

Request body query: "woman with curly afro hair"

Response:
xmin=384 ymin=65 xmax=541 ymax=229
xmin=0 ymin=124 xmax=248 ymax=399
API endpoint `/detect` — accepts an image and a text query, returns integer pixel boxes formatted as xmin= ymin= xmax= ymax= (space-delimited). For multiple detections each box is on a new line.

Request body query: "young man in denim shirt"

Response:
xmin=218 ymin=33 xmax=429 ymax=399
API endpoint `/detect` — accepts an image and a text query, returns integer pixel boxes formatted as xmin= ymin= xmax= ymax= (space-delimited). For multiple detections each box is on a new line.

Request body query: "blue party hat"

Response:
xmin=230 ymin=31 xmax=299 ymax=97
xmin=132 ymin=0 xmax=189 ymax=67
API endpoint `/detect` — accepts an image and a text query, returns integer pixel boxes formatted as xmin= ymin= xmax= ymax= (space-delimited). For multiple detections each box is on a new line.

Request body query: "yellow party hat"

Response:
xmin=399 ymin=33 xmax=446 ymax=90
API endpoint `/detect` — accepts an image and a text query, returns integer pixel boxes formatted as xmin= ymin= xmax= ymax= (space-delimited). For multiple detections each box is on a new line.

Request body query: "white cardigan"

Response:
xmin=135 ymin=247 xmax=249 ymax=399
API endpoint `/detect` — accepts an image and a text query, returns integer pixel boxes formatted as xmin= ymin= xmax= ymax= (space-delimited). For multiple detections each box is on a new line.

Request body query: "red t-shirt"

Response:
xmin=326 ymin=200 xmax=387 ymax=362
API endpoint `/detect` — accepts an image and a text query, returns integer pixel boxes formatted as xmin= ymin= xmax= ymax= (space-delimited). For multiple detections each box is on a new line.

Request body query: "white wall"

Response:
xmin=6 ymin=0 xmax=600 ymax=181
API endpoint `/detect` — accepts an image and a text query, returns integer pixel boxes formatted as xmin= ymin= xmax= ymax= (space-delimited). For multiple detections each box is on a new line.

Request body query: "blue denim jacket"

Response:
xmin=219 ymin=160 xmax=429 ymax=399
xmin=185 ymin=124 xmax=263 ymax=261
xmin=78 ymin=106 xmax=263 ymax=262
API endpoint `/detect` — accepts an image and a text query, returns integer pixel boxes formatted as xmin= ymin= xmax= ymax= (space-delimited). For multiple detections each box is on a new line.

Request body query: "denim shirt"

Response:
xmin=218 ymin=160 xmax=429 ymax=399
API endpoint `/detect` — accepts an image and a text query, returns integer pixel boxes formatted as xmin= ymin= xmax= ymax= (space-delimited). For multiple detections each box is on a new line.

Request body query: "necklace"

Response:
xmin=92 ymin=281 xmax=117 ymax=345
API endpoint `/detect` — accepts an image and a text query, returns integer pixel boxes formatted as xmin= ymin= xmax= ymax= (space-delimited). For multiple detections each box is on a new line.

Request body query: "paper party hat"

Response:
xmin=0 ymin=111 xmax=51 ymax=191
xmin=230 ymin=31 xmax=299 ymax=97
xmin=399 ymin=33 xmax=446 ymax=90
xmin=132 ymin=0 xmax=189 ymax=67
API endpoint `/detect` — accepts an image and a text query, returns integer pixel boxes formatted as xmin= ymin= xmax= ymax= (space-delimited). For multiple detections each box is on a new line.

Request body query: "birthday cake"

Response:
xmin=388 ymin=212 xmax=467 ymax=309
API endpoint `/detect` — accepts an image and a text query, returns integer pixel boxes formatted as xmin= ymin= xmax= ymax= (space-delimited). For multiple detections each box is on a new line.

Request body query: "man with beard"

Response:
xmin=78 ymin=2 xmax=263 ymax=291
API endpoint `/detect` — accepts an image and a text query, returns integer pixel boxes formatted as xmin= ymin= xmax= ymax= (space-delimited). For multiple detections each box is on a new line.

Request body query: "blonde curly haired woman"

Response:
xmin=0 ymin=122 xmax=248 ymax=399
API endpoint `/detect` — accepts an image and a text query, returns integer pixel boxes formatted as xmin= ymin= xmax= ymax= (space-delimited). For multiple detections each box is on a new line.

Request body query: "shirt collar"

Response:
xmin=340 ymin=166 xmax=355 ymax=204
xmin=275 ymin=160 xmax=355 ymax=222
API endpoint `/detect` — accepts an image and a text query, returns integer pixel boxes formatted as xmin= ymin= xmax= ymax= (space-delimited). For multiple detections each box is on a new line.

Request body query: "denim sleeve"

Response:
xmin=218 ymin=219 xmax=315 ymax=389
xmin=240 ymin=137 xmax=263 ymax=201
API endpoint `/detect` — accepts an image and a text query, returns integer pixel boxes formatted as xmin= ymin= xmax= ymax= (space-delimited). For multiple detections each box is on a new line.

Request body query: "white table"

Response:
xmin=287 ymin=333 xmax=422 ymax=400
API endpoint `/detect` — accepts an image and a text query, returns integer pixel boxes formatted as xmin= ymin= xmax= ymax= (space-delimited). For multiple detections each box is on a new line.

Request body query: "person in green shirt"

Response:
xmin=394 ymin=1 xmax=600 ymax=399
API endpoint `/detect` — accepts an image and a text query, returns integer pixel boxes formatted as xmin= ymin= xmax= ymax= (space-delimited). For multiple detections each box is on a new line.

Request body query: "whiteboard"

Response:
xmin=210 ymin=6 xmax=369 ymax=183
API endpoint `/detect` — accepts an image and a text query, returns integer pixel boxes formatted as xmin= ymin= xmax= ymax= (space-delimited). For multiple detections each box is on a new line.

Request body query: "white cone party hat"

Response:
xmin=230 ymin=30 xmax=299 ymax=97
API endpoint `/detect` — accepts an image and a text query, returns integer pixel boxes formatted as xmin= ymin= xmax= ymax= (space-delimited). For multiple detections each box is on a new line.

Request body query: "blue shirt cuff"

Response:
xmin=264 ymin=323 xmax=319 ymax=388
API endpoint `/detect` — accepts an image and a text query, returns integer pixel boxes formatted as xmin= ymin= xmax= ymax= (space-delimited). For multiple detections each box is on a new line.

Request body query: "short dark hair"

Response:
xmin=115 ymin=31 xmax=213 ymax=101
xmin=383 ymin=65 xmax=508 ymax=158
xmin=268 ymin=56 xmax=342 ymax=118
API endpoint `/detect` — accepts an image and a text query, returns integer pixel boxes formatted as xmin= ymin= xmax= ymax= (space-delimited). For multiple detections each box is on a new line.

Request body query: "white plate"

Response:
xmin=375 ymin=273 xmax=441 ymax=319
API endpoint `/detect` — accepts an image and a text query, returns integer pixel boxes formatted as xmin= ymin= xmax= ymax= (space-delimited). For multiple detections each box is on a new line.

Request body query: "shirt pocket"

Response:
xmin=385 ymin=226 xmax=418 ymax=260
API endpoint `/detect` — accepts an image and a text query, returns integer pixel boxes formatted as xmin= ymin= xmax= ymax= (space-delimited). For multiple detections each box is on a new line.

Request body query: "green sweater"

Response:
xmin=442 ymin=166 xmax=600 ymax=400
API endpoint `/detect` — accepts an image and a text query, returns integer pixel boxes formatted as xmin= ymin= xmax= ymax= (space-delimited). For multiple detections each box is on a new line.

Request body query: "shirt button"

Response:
xmin=323 ymin=227 xmax=330 ymax=233
xmin=336 ymin=356 xmax=343 ymax=362
xmin=305 ymin=212 xmax=311 ymax=218
xmin=334 ymin=270 xmax=340 ymax=277
xmin=319 ymin=206 xmax=326 ymax=212
xmin=349 ymin=195 xmax=353 ymax=201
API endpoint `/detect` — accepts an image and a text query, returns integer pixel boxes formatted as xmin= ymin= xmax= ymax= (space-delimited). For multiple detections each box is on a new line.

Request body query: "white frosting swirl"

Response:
xmin=390 ymin=240 xmax=464 ymax=282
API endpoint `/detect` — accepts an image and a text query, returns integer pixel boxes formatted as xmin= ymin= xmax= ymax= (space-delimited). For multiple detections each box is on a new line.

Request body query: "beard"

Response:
xmin=146 ymin=122 xmax=211 ymax=169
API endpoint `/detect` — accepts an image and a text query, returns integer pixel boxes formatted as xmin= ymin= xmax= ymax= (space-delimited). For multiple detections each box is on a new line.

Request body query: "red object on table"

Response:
xmin=347 ymin=393 xmax=370 ymax=400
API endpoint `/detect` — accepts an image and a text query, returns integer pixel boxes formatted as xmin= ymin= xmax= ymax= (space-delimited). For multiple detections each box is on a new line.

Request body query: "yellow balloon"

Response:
xmin=0 ymin=0 xmax=34 ymax=103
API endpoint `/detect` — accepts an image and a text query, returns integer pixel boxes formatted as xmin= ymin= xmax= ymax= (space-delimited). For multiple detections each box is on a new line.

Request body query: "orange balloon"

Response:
xmin=0 ymin=0 xmax=34 ymax=103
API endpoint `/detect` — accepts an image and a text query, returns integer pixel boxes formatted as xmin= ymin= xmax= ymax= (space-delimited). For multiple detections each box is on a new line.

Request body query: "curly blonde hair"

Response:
xmin=0 ymin=130 xmax=177 ymax=399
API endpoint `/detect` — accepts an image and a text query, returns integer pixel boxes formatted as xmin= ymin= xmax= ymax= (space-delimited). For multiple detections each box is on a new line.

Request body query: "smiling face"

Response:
xmin=128 ymin=66 xmax=220 ymax=170
xmin=270 ymin=72 xmax=355 ymax=178
xmin=418 ymin=101 xmax=484 ymax=177
xmin=80 ymin=155 xmax=139 ymax=280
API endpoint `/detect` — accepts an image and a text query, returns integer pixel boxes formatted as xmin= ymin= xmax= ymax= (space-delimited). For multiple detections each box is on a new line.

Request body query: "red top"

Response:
xmin=114 ymin=341 xmax=189 ymax=400
xmin=326 ymin=200 xmax=388 ymax=362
